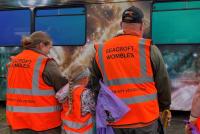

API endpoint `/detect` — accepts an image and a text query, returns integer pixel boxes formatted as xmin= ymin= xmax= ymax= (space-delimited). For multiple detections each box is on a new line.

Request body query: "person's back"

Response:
xmin=56 ymin=64 xmax=95 ymax=134
xmin=6 ymin=31 xmax=67 ymax=134
xmin=96 ymin=34 xmax=152 ymax=82
xmin=90 ymin=6 xmax=171 ymax=134
xmin=95 ymin=33 xmax=159 ymax=124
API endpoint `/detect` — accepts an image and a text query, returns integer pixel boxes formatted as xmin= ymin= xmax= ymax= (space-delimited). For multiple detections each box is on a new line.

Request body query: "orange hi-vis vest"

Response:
xmin=62 ymin=85 xmax=93 ymax=134
xmin=95 ymin=35 xmax=159 ymax=126
xmin=6 ymin=50 xmax=61 ymax=131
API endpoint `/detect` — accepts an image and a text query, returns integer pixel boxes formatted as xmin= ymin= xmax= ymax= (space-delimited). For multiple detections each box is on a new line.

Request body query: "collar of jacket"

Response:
xmin=25 ymin=48 xmax=48 ymax=57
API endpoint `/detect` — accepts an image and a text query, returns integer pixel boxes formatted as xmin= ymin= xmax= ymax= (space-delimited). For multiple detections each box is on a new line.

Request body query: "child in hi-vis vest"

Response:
xmin=56 ymin=45 xmax=96 ymax=134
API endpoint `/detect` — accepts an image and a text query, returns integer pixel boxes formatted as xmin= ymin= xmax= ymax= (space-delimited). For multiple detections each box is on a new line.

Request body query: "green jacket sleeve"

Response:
xmin=42 ymin=59 xmax=68 ymax=91
xmin=150 ymin=45 xmax=171 ymax=111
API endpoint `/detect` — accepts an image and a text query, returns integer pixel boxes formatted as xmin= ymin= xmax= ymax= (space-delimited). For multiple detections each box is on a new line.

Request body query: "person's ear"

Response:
xmin=140 ymin=23 xmax=143 ymax=31
xmin=37 ymin=42 xmax=44 ymax=49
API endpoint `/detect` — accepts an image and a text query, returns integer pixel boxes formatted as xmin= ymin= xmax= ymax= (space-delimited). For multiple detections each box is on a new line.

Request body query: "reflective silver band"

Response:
xmin=106 ymin=77 xmax=154 ymax=86
xmin=139 ymin=39 xmax=147 ymax=76
xmin=98 ymin=44 xmax=108 ymax=82
xmin=6 ymin=105 xmax=61 ymax=113
xmin=62 ymin=117 xmax=93 ymax=129
xmin=6 ymin=88 xmax=55 ymax=95
xmin=62 ymin=126 xmax=94 ymax=134
xmin=122 ymin=93 xmax=157 ymax=104
xmin=86 ymin=128 xmax=94 ymax=134
xmin=32 ymin=56 xmax=43 ymax=89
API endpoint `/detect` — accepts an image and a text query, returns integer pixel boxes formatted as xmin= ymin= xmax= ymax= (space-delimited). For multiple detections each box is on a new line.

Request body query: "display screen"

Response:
xmin=0 ymin=9 xmax=31 ymax=46
xmin=152 ymin=1 xmax=200 ymax=45
xmin=158 ymin=44 xmax=200 ymax=110
xmin=35 ymin=6 xmax=86 ymax=46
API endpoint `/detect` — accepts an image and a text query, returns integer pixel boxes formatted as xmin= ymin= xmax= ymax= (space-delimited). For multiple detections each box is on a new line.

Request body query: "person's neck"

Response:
xmin=124 ymin=31 xmax=142 ymax=37
xmin=27 ymin=48 xmax=48 ymax=57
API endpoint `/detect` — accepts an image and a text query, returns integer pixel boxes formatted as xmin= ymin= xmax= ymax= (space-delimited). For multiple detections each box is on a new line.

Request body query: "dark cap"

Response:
xmin=122 ymin=6 xmax=144 ymax=23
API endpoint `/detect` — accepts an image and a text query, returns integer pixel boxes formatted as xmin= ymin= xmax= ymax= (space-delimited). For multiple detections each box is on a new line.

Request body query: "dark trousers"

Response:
xmin=113 ymin=120 xmax=160 ymax=134
xmin=9 ymin=126 xmax=61 ymax=134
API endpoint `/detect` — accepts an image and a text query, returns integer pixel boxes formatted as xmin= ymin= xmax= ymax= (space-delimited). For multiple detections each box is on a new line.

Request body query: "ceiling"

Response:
xmin=0 ymin=0 xmax=151 ymax=8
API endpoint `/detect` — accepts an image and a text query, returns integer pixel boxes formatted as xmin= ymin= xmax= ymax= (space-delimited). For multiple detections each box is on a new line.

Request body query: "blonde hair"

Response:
xmin=21 ymin=31 xmax=52 ymax=49
xmin=63 ymin=45 xmax=95 ymax=114
xmin=66 ymin=62 xmax=90 ymax=114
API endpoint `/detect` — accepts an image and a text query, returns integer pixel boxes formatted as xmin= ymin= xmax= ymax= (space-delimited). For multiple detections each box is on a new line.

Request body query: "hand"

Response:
xmin=184 ymin=120 xmax=197 ymax=134
xmin=160 ymin=110 xmax=172 ymax=128
xmin=185 ymin=124 xmax=192 ymax=134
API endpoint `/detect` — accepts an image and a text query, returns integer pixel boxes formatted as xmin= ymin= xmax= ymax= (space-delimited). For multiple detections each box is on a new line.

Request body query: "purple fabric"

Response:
xmin=185 ymin=120 xmax=200 ymax=134
xmin=96 ymin=80 xmax=130 ymax=134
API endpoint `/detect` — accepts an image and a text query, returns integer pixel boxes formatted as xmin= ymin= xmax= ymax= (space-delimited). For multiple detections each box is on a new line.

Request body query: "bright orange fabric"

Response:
xmin=6 ymin=50 xmax=61 ymax=131
xmin=62 ymin=86 xmax=93 ymax=133
xmin=95 ymin=35 xmax=159 ymax=126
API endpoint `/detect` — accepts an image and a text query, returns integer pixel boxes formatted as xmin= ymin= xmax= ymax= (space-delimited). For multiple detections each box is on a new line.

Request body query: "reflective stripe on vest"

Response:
xmin=7 ymin=56 xmax=59 ymax=113
xmin=7 ymin=56 xmax=55 ymax=95
xmin=97 ymin=38 xmax=154 ymax=86
xmin=62 ymin=126 xmax=94 ymax=134
xmin=62 ymin=117 xmax=93 ymax=129
xmin=6 ymin=105 xmax=61 ymax=113
xmin=122 ymin=93 xmax=157 ymax=104
xmin=97 ymin=38 xmax=157 ymax=104
xmin=85 ymin=128 xmax=93 ymax=134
